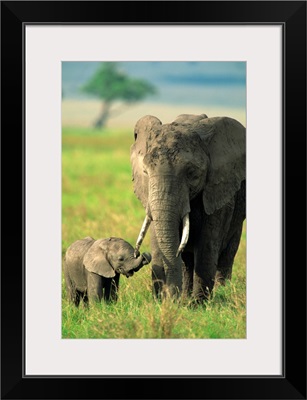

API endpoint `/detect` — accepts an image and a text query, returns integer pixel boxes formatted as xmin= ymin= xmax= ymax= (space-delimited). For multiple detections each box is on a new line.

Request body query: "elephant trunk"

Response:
xmin=147 ymin=176 xmax=190 ymax=296
xmin=136 ymin=213 xmax=190 ymax=260
xmin=151 ymin=217 xmax=182 ymax=295
xmin=121 ymin=252 xmax=151 ymax=277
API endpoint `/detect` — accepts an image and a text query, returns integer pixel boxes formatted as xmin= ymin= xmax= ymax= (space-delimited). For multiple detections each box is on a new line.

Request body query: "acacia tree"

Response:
xmin=82 ymin=62 xmax=156 ymax=128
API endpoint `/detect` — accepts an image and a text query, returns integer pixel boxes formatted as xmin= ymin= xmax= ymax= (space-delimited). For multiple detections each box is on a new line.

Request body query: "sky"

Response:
xmin=62 ymin=61 xmax=246 ymax=109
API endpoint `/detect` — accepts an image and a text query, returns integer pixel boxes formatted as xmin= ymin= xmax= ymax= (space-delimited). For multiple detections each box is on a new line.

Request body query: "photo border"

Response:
xmin=1 ymin=1 xmax=306 ymax=399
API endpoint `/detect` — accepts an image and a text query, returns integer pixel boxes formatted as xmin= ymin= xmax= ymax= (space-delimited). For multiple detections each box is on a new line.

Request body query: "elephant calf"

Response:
xmin=64 ymin=236 xmax=151 ymax=306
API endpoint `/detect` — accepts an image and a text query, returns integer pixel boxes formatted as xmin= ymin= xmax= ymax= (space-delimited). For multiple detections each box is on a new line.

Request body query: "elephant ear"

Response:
xmin=130 ymin=115 xmax=162 ymax=207
xmin=199 ymin=117 xmax=246 ymax=215
xmin=83 ymin=239 xmax=116 ymax=278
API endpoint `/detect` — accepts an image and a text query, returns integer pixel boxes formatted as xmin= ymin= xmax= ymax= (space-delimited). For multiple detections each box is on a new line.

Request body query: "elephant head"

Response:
xmin=83 ymin=237 xmax=151 ymax=278
xmin=130 ymin=114 xmax=245 ymax=297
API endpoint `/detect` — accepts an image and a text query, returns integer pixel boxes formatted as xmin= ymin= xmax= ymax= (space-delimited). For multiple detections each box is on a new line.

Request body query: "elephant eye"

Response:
xmin=187 ymin=168 xmax=199 ymax=182
xmin=118 ymin=256 xmax=124 ymax=262
xmin=188 ymin=174 xmax=203 ymax=191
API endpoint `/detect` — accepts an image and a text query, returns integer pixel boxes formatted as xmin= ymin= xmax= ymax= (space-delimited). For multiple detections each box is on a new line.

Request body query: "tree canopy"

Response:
xmin=81 ymin=63 xmax=157 ymax=128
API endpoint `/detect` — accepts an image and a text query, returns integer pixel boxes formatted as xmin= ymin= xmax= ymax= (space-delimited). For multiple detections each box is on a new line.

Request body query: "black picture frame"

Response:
xmin=1 ymin=1 xmax=306 ymax=399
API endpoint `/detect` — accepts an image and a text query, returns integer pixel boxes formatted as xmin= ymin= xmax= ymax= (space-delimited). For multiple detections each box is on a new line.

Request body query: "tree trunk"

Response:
xmin=93 ymin=100 xmax=111 ymax=129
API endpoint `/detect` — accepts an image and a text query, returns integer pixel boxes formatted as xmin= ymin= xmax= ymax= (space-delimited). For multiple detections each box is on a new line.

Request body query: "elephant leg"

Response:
xmin=70 ymin=289 xmax=81 ymax=307
xmin=103 ymin=279 xmax=111 ymax=301
xmin=64 ymin=272 xmax=80 ymax=307
xmin=217 ymin=226 xmax=243 ymax=284
xmin=217 ymin=185 xmax=245 ymax=284
xmin=76 ymin=290 xmax=86 ymax=307
xmin=87 ymin=272 xmax=103 ymax=302
xmin=104 ymin=274 xmax=120 ymax=302
xmin=110 ymin=274 xmax=120 ymax=301
xmin=82 ymin=292 xmax=89 ymax=307
xmin=152 ymin=264 xmax=166 ymax=298
xmin=182 ymin=251 xmax=194 ymax=298
xmin=193 ymin=208 xmax=233 ymax=302
xmin=193 ymin=247 xmax=217 ymax=302
xmin=150 ymin=230 xmax=166 ymax=298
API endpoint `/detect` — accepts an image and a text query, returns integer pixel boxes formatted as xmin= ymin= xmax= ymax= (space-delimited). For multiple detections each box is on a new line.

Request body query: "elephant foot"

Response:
xmin=182 ymin=252 xmax=194 ymax=297
xmin=215 ymin=270 xmax=226 ymax=286
xmin=152 ymin=264 xmax=166 ymax=298
xmin=152 ymin=280 xmax=164 ymax=299
xmin=192 ymin=275 xmax=214 ymax=303
xmin=67 ymin=289 xmax=81 ymax=307
xmin=163 ymin=284 xmax=181 ymax=300
xmin=215 ymin=268 xmax=232 ymax=285
xmin=190 ymin=290 xmax=211 ymax=304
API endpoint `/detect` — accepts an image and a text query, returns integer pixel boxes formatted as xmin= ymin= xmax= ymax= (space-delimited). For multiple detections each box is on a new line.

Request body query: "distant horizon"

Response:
xmin=62 ymin=98 xmax=246 ymax=129
xmin=62 ymin=61 xmax=246 ymax=109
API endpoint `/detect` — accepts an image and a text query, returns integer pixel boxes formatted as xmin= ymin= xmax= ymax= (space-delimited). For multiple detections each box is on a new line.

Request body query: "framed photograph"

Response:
xmin=1 ymin=1 xmax=306 ymax=399
xmin=60 ymin=59 xmax=247 ymax=336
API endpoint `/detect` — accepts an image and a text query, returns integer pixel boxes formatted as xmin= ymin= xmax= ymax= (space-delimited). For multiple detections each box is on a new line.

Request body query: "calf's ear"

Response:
xmin=83 ymin=241 xmax=116 ymax=278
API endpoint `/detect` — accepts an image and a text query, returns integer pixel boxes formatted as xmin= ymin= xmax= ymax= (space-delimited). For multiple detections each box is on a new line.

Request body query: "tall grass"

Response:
xmin=62 ymin=126 xmax=246 ymax=339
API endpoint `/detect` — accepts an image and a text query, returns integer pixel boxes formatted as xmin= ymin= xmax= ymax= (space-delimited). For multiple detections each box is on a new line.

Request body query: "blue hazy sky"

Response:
xmin=62 ymin=61 xmax=246 ymax=109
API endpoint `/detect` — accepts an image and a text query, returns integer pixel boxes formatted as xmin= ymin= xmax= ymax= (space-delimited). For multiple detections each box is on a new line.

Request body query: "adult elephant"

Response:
xmin=130 ymin=114 xmax=246 ymax=302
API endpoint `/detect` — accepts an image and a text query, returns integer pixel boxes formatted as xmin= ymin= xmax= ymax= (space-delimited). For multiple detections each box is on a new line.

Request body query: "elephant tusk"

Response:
xmin=176 ymin=213 xmax=190 ymax=257
xmin=134 ymin=215 xmax=151 ymax=257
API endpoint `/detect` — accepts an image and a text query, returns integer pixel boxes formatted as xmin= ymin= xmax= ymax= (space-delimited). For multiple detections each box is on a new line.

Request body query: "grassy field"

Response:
xmin=62 ymin=126 xmax=246 ymax=339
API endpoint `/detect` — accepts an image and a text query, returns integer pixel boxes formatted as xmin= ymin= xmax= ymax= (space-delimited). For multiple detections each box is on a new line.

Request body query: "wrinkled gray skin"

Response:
xmin=64 ymin=237 xmax=151 ymax=305
xmin=130 ymin=114 xmax=245 ymax=302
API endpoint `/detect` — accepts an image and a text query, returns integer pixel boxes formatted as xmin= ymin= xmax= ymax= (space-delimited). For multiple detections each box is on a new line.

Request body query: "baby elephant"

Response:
xmin=64 ymin=236 xmax=151 ymax=306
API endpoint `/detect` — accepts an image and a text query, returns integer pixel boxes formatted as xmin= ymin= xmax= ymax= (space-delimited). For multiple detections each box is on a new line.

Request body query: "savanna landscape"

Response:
xmin=62 ymin=121 xmax=246 ymax=339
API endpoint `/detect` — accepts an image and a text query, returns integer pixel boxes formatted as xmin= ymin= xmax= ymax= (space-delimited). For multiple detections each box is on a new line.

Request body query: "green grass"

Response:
xmin=62 ymin=126 xmax=246 ymax=339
